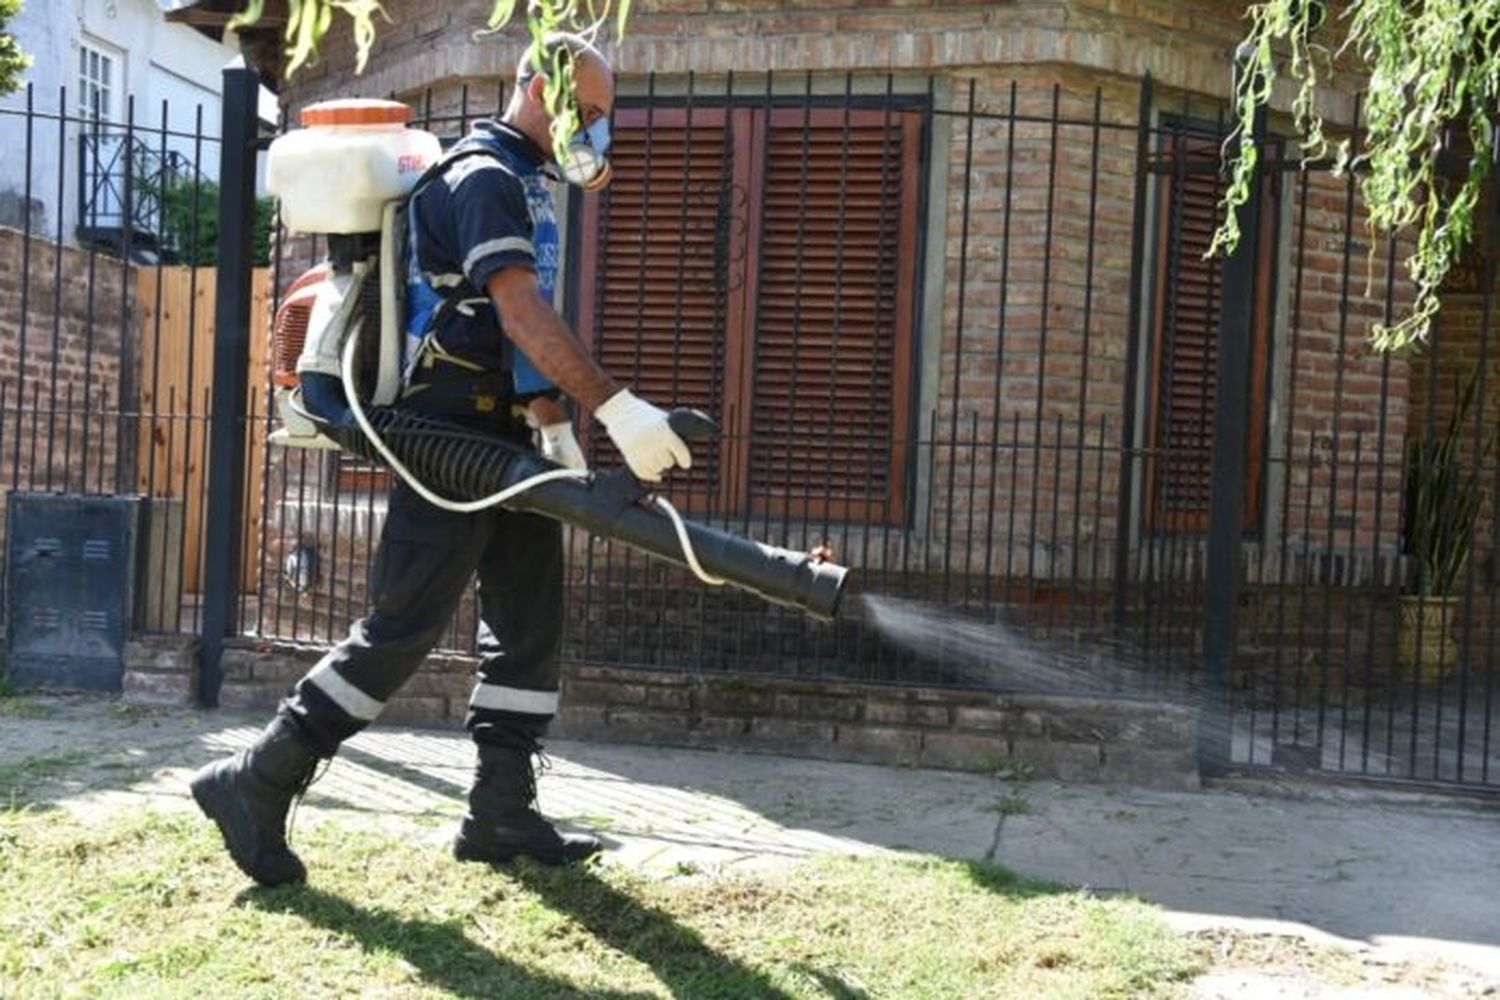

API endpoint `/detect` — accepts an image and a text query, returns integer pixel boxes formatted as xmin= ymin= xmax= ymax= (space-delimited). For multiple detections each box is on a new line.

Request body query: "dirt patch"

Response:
xmin=0 ymin=695 xmax=239 ymax=811
xmin=1191 ymin=929 xmax=1498 ymax=999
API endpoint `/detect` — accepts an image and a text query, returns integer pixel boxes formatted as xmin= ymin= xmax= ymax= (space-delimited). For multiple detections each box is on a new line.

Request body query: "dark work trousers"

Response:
xmin=278 ymin=409 xmax=565 ymax=758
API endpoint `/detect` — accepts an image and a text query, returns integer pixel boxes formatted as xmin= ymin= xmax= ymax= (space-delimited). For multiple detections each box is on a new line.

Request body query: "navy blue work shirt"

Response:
xmin=403 ymin=119 xmax=561 ymax=396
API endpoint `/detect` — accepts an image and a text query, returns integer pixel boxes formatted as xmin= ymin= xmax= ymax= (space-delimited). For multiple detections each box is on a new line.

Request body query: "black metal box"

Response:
xmin=5 ymin=493 xmax=145 ymax=691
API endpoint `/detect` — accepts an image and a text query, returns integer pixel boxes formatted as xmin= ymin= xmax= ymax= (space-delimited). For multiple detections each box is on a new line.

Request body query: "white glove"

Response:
xmin=594 ymin=388 xmax=692 ymax=483
xmin=536 ymin=422 xmax=587 ymax=471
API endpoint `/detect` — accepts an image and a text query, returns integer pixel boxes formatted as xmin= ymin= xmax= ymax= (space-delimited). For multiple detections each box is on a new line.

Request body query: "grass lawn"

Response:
xmin=0 ymin=805 xmax=1204 ymax=999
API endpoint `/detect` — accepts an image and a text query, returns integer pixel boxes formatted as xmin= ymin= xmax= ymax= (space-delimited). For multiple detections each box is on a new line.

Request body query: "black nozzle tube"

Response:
xmin=514 ymin=473 xmax=848 ymax=620
xmin=309 ymin=397 xmax=849 ymax=620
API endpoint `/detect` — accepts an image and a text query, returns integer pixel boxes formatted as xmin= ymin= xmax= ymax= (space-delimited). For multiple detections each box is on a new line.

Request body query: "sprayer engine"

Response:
xmin=267 ymin=99 xmax=442 ymax=448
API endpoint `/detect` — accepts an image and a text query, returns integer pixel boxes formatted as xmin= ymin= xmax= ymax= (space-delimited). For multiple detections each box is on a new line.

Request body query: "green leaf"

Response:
xmin=1402 ymin=368 xmax=1491 ymax=596
xmin=1221 ymin=0 xmax=1500 ymax=350
xmin=0 ymin=0 xmax=31 ymax=96
xmin=486 ymin=0 xmax=519 ymax=33
xmin=227 ymin=0 xmax=266 ymax=33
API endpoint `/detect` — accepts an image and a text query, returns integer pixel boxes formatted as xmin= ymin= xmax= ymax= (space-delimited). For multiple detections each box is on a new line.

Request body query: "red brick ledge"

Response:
xmin=123 ymin=638 xmax=1199 ymax=790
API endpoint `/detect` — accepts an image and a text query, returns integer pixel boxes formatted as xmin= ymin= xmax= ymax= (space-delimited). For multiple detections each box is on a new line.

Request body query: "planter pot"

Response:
xmin=1397 ymin=594 xmax=1461 ymax=683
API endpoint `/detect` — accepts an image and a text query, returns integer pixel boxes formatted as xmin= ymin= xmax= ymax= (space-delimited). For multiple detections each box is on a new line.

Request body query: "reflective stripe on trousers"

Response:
xmin=279 ymin=467 xmax=565 ymax=756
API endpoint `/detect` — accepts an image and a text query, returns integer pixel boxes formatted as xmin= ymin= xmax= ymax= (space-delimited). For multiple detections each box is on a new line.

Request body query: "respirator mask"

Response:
xmin=557 ymin=116 xmax=612 ymax=191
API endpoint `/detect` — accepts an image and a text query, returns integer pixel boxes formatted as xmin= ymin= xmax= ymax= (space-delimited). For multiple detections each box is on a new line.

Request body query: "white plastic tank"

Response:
xmin=268 ymin=99 xmax=443 ymax=235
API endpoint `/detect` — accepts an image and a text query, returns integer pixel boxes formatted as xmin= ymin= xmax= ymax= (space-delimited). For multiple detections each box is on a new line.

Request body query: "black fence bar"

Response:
xmin=981 ymin=80 xmax=1019 ymax=616
xmin=1070 ymin=87 xmax=1104 ymax=637
xmin=11 ymin=86 xmax=34 ymax=491
xmin=198 ymin=64 xmax=264 ymax=707
xmin=1457 ymin=129 xmax=1500 ymax=783
xmin=944 ymin=78 xmax=977 ymax=606
xmin=1360 ymin=234 xmax=1400 ymax=773
xmin=1199 ymin=87 xmax=1266 ymax=776
xmin=45 ymin=86 xmax=68 ymax=493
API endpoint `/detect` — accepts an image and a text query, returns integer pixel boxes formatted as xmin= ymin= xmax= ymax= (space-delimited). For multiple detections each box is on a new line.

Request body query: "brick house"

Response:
xmin=102 ymin=0 xmax=1495 ymax=792
xmin=166 ymin=1 xmax=1496 ymax=689
xmin=181 ymin=8 xmax=1426 ymax=560
xmin=0 ymin=0 xmax=1485 ymax=789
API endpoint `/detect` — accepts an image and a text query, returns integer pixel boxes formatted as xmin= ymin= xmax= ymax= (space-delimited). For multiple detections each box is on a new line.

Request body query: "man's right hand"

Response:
xmin=594 ymin=389 xmax=693 ymax=483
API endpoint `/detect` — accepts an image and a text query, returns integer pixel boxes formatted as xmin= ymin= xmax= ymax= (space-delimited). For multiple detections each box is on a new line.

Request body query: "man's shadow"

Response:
xmin=277 ymin=745 xmax=825 ymax=997
xmin=244 ymin=863 xmax=803 ymax=1000
xmin=512 ymin=862 xmax=799 ymax=1000
xmin=244 ymin=884 xmax=644 ymax=1000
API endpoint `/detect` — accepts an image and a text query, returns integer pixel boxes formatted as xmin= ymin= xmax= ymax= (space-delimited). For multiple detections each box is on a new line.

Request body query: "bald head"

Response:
xmin=507 ymin=33 xmax=615 ymax=162
xmin=517 ymin=33 xmax=613 ymax=89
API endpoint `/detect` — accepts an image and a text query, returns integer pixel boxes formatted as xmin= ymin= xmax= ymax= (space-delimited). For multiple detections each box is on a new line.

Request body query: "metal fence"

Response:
xmin=2 ymin=69 xmax=1496 ymax=791
xmin=0 ymin=86 xmax=227 ymax=644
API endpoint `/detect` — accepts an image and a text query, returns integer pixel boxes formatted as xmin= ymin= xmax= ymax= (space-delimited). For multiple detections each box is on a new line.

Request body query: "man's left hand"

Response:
xmin=538 ymin=423 xmax=588 ymax=471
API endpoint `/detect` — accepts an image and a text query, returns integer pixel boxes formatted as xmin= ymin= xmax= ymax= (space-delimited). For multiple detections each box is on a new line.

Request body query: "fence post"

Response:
xmin=198 ymin=62 xmax=262 ymax=707
xmin=1113 ymin=73 xmax=1153 ymax=631
xmin=1200 ymin=77 xmax=1267 ymax=775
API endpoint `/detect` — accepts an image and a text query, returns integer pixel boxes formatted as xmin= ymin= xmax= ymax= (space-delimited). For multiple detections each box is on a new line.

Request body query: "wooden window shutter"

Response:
xmin=578 ymin=107 xmax=741 ymax=504
xmin=579 ymin=103 xmax=922 ymax=525
xmin=1147 ymin=124 xmax=1275 ymax=534
xmin=746 ymin=108 xmax=921 ymax=523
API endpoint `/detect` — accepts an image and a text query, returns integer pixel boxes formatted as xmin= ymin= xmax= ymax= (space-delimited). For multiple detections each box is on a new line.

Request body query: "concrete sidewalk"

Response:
xmin=3 ymin=696 xmax=1498 ymax=989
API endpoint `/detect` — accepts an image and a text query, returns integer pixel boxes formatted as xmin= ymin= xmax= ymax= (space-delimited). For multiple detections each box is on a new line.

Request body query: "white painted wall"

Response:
xmin=80 ymin=0 xmax=235 ymax=137
xmin=0 ymin=0 xmax=270 ymax=244
xmin=0 ymin=0 xmax=74 ymax=234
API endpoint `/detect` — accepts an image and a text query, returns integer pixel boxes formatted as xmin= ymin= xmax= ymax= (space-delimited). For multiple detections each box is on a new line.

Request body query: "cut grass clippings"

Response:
xmin=0 ymin=808 xmax=1204 ymax=999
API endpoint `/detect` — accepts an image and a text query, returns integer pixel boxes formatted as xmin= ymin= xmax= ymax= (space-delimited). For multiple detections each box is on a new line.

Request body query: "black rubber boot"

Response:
xmin=453 ymin=742 xmax=601 ymax=866
xmin=190 ymin=715 xmax=322 ymax=887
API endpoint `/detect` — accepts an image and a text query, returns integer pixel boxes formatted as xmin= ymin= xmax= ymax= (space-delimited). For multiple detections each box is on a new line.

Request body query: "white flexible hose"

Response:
xmin=653 ymin=496 xmax=726 ymax=586
xmin=337 ymin=317 xmax=726 ymax=586
xmin=341 ymin=323 xmax=588 ymax=513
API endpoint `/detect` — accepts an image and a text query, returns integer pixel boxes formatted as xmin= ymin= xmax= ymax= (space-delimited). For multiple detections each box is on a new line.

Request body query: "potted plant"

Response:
xmin=1399 ymin=371 xmax=1492 ymax=681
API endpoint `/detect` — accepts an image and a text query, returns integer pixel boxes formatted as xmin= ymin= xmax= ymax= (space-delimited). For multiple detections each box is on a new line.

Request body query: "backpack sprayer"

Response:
xmin=264 ymin=100 xmax=848 ymax=620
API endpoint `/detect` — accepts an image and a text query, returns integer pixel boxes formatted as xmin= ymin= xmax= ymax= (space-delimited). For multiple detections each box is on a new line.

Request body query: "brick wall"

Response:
xmin=277 ymin=0 xmax=1360 ymax=120
xmin=123 ymin=635 xmax=1199 ymax=789
xmin=1277 ymin=176 xmax=1413 ymax=563
xmin=554 ymin=662 xmax=1198 ymax=789
xmin=256 ymin=455 xmax=392 ymax=645
xmin=1404 ymin=285 xmax=1500 ymax=636
xmin=1236 ymin=584 xmax=1404 ymax=705
xmin=0 ymin=226 xmax=136 ymax=557
xmin=923 ymin=68 xmax=1137 ymax=589
xmin=916 ymin=75 xmax=1415 ymax=587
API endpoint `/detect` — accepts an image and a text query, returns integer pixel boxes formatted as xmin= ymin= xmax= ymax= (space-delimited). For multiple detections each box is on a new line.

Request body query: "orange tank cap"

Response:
xmin=300 ymin=99 xmax=413 ymax=128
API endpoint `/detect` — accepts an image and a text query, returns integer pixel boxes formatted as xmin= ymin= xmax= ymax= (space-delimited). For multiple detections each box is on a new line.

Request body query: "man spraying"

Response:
xmin=192 ymin=34 xmax=692 ymax=886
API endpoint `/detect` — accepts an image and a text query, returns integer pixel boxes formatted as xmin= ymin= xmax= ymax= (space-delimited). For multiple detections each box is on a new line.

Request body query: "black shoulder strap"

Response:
xmin=404 ymin=142 xmax=506 ymax=308
xmin=403 ymin=141 xmax=518 ymax=371
xmin=405 ymin=141 xmax=507 ymax=210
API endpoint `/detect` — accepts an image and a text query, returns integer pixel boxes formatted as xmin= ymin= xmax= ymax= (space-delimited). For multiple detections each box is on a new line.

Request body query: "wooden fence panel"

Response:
xmin=137 ymin=267 xmax=271 ymax=593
